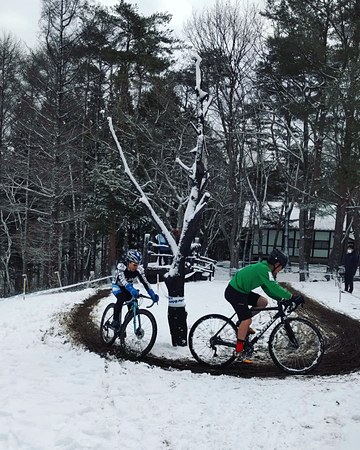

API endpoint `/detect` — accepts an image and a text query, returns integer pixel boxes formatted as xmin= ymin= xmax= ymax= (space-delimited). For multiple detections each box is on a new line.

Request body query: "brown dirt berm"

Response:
xmin=61 ymin=286 xmax=360 ymax=378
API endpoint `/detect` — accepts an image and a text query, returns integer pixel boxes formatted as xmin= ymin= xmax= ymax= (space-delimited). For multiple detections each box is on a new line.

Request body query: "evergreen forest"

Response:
xmin=1 ymin=0 xmax=360 ymax=295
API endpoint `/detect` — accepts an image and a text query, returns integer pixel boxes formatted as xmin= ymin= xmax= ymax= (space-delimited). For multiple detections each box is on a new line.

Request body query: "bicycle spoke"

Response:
xmin=121 ymin=309 xmax=157 ymax=358
xmin=100 ymin=303 xmax=118 ymax=346
xmin=189 ymin=314 xmax=237 ymax=367
xmin=269 ymin=318 xmax=324 ymax=374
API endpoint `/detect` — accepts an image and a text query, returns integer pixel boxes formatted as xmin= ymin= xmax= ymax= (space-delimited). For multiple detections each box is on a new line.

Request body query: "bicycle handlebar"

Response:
xmin=284 ymin=296 xmax=305 ymax=313
xmin=124 ymin=293 xmax=158 ymax=309
xmin=138 ymin=293 xmax=158 ymax=309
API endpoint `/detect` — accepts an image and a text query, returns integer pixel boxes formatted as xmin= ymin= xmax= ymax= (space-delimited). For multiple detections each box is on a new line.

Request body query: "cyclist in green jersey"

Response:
xmin=225 ymin=249 xmax=295 ymax=359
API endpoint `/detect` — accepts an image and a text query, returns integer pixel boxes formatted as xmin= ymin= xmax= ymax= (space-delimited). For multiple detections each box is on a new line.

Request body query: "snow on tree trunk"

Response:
xmin=165 ymin=194 xmax=208 ymax=345
xmin=163 ymin=56 xmax=211 ymax=345
xmin=165 ymin=257 xmax=187 ymax=346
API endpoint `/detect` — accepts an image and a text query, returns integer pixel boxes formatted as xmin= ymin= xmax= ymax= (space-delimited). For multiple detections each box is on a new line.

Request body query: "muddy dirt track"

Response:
xmin=62 ymin=287 xmax=360 ymax=378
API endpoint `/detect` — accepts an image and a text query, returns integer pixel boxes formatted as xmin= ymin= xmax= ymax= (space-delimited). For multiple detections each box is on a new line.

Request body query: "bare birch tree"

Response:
xmin=109 ymin=56 xmax=211 ymax=346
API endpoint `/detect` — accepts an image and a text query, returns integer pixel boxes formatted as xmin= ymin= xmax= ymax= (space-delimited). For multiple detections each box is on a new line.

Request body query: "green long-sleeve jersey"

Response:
xmin=229 ymin=261 xmax=292 ymax=301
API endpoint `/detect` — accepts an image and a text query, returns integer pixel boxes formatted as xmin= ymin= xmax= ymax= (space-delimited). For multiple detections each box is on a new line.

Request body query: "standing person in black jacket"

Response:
xmin=344 ymin=243 xmax=359 ymax=293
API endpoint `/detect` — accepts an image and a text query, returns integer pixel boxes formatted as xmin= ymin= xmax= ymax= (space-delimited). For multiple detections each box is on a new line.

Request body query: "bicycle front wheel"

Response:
xmin=269 ymin=318 xmax=324 ymax=375
xmin=189 ymin=314 xmax=237 ymax=367
xmin=120 ymin=309 xmax=157 ymax=358
xmin=100 ymin=303 xmax=117 ymax=347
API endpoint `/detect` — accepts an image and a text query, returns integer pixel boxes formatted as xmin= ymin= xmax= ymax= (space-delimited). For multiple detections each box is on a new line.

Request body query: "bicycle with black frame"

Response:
xmin=188 ymin=296 xmax=324 ymax=375
xmin=100 ymin=294 xmax=157 ymax=358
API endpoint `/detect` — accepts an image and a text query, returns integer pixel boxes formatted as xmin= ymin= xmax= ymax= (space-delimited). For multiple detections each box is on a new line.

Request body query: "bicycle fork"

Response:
xmin=283 ymin=320 xmax=299 ymax=348
xmin=130 ymin=307 xmax=143 ymax=337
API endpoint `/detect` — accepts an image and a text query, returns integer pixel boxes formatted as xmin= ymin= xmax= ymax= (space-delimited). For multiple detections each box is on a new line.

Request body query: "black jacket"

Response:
xmin=345 ymin=251 xmax=359 ymax=276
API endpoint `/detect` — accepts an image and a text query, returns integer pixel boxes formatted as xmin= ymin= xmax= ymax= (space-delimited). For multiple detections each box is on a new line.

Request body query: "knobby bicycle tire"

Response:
xmin=120 ymin=308 xmax=157 ymax=358
xmin=268 ymin=317 xmax=324 ymax=375
xmin=189 ymin=314 xmax=237 ymax=367
xmin=99 ymin=303 xmax=117 ymax=347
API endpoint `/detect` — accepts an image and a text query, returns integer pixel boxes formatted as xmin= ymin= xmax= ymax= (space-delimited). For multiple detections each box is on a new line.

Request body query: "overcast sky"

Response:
xmin=0 ymin=0 xmax=262 ymax=49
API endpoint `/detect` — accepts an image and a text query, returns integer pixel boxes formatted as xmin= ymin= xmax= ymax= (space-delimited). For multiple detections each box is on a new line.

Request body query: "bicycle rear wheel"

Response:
xmin=120 ymin=309 xmax=157 ymax=358
xmin=269 ymin=318 xmax=324 ymax=375
xmin=189 ymin=314 xmax=237 ymax=367
xmin=100 ymin=303 xmax=117 ymax=347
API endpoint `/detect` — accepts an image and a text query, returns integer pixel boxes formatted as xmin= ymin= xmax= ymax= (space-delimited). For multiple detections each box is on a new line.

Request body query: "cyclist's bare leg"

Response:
xmin=251 ymin=295 xmax=268 ymax=316
xmin=236 ymin=296 xmax=268 ymax=352
xmin=237 ymin=318 xmax=252 ymax=341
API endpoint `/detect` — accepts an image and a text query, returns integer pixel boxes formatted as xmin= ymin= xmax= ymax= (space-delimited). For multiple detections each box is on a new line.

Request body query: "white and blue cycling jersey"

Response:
xmin=114 ymin=262 xmax=151 ymax=294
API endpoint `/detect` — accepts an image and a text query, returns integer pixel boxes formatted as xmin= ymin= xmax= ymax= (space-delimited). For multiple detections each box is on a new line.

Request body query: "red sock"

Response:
xmin=236 ymin=340 xmax=245 ymax=353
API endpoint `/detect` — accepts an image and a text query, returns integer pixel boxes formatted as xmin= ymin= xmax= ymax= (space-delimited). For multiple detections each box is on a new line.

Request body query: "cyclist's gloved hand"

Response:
xmin=112 ymin=283 xmax=121 ymax=296
xmin=128 ymin=285 xmax=139 ymax=298
xmin=291 ymin=294 xmax=305 ymax=306
xmin=148 ymin=288 xmax=159 ymax=303
xmin=281 ymin=298 xmax=293 ymax=307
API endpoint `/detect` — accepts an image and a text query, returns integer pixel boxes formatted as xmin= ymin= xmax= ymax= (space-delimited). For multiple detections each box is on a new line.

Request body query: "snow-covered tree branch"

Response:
xmin=108 ymin=55 xmax=211 ymax=346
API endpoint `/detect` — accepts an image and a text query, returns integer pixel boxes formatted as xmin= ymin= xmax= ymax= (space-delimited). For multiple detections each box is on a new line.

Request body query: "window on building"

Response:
xmin=313 ymin=241 xmax=330 ymax=250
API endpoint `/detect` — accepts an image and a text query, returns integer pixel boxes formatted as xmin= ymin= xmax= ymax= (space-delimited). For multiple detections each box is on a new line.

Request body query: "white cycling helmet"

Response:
xmin=127 ymin=249 xmax=142 ymax=264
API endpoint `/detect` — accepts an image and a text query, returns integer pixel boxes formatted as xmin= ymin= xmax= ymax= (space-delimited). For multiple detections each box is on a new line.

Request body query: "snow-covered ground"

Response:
xmin=1 ymin=266 xmax=360 ymax=450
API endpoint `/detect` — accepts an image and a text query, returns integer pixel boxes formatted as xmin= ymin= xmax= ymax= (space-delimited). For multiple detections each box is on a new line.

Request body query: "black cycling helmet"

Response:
xmin=126 ymin=249 xmax=142 ymax=264
xmin=268 ymin=248 xmax=288 ymax=268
